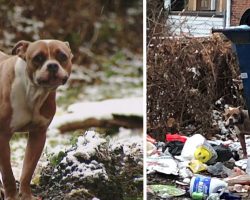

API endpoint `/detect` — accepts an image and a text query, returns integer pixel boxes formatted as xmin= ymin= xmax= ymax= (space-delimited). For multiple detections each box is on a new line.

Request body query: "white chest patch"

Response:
xmin=10 ymin=58 xmax=50 ymax=131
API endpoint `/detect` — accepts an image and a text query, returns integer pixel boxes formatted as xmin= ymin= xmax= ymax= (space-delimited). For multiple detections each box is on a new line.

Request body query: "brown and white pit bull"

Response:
xmin=223 ymin=106 xmax=250 ymax=159
xmin=0 ymin=40 xmax=73 ymax=200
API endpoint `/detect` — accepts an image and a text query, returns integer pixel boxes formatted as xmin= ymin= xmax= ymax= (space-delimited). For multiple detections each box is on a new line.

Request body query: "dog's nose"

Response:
xmin=47 ymin=63 xmax=59 ymax=73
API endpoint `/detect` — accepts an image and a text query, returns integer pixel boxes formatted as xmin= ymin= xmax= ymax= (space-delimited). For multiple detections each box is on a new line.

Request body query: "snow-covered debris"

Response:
xmin=38 ymin=129 xmax=143 ymax=199
xmin=109 ymin=128 xmax=142 ymax=156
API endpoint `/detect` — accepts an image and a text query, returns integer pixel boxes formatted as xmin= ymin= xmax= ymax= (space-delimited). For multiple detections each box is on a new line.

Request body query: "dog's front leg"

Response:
xmin=238 ymin=133 xmax=248 ymax=158
xmin=19 ymin=128 xmax=46 ymax=200
xmin=0 ymin=134 xmax=18 ymax=200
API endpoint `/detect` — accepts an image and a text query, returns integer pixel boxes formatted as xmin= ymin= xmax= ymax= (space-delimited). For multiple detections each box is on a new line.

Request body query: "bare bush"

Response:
xmin=147 ymin=34 xmax=244 ymax=137
xmin=147 ymin=0 xmax=170 ymax=42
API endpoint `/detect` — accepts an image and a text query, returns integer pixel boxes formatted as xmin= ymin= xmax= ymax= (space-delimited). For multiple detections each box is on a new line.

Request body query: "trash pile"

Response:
xmin=35 ymin=130 xmax=143 ymax=200
xmin=147 ymin=115 xmax=250 ymax=200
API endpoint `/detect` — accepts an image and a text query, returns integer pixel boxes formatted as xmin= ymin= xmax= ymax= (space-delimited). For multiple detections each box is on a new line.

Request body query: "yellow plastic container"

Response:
xmin=194 ymin=146 xmax=213 ymax=163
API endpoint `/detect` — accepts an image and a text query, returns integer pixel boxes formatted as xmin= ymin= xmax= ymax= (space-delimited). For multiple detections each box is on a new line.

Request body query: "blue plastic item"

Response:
xmin=212 ymin=26 xmax=250 ymax=113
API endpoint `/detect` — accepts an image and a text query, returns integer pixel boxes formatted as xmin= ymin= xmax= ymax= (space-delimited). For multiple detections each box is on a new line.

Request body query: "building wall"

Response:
xmin=168 ymin=15 xmax=224 ymax=36
xmin=231 ymin=0 xmax=250 ymax=25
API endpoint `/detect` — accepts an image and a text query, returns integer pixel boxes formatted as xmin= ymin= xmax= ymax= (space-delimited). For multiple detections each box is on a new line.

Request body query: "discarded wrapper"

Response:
xmin=188 ymin=160 xmax=207 ymax=173
xmin=148 ymin=184 xmax=186 ymax=198
xmin=147 ymin=155 xmax=179 ymax=175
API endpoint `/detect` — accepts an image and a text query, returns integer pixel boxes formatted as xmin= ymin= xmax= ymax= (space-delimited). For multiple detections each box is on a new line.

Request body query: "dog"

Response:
xmin=0 ymin=40 xmax=73 ymax=200
xmin=223 ymin=106 xmax=250 ymax=158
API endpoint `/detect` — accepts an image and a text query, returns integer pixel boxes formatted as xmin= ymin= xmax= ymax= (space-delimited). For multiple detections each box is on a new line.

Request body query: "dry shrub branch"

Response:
xmin=147 ymin=34 xmax=244 ymax=136
xmin=0 ymin=0 xmax=142 ymax=64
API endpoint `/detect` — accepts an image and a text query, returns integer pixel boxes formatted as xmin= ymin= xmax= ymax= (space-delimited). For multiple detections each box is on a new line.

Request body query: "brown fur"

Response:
xmin=224 ymin=107 xmax=250 ymax=158
xmin=0 ymin=40 xmax=72 ymax=200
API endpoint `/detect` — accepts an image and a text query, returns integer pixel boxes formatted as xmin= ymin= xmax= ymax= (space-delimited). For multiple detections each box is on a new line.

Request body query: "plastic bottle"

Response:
xmin=190 ymin=175 xmax=228 ymax=199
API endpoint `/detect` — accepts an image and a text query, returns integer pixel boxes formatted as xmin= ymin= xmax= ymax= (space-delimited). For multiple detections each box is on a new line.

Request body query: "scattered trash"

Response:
xmin=235 ymin=159 xmax=248 ymax=169
xmin=176 ymin=180 xmax=190 ymax=186
xmin=165 ymin=141 xmax=185 ymax=156
xmin=188 ymin=160 xmax=207 ymax=173
xmin=207 ymin=162 xmax=231 ymax=176
xmin=147 ymin=134 xmax=156 ymax=144
xmin=220 ymin=192 xmax=242 ymax=200
xmin=190 ymin=175 xmax=227 ymax=199
xmin=246 ymin=157 xmax=250 ymax=175
xmin=166 ymin=133 xmax=187 ymax=143
xmin=206 ymin=192 xmax=221 ymax=200
xmin=224 ymin=174 xmax=250 ymax=185
xmin=147 ymin=114 xmax=250 ymax=199
xmin=181 ymin=134 xmax=218 ymax=164
xmin=191 ymin=192 xmax=204 ymax=200
xmin=213 ymin=144 xmax=234 ymax=162
xmin=147 ymin=141 xmax=157 ymax=156
xmin=148 ymin=184 xmax=186 ymax=198
xmin=178 ymin=166 xmax=193 ymax=178
xmin=147 ymin=155 xmax=179 ymax=175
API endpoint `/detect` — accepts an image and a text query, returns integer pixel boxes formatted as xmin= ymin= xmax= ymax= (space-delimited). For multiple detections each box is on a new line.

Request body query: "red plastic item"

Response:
xmin=166 ymin=133 xmax=187 ymax=143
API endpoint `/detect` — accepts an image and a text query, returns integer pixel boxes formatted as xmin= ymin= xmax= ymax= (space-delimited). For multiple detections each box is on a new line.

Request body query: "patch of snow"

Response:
xmin=57 ymin=131 xmax=109 ymax=180
xmin=187 ymin=67 xmax=200 ymax=79
xmin=109 ymin=128 xmax=143 ymax=156
xmin=49 ymin=97 xmax=143 ymax=129
xmin=54 ymin=129 xmax=142 ymax=182
xmin=215 ymin=98 xmax=223 ymax=105
xmin=218 ymin=120 xmax=229 ymax=134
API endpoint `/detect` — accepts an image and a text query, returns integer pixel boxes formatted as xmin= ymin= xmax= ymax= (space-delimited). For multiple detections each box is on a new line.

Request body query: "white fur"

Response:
xmin=42 ymin=40 xmax=54 ymax=44
xmin=10 ymin=58 xmax=50 ymax=131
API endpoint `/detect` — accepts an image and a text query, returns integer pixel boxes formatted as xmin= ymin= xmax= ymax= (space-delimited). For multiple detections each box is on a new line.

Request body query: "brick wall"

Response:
xmin=231 ymin=0 xmax=250 ymax=25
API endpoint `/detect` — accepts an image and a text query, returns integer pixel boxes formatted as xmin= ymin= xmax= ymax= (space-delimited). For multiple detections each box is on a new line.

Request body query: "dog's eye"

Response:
xmin=33 ymin=53 xmax=46 ymax=63
xmin=233 ymin=114 xmax=238 ymax=118
xmin=57 ymin=51 xmax=68 ymax=62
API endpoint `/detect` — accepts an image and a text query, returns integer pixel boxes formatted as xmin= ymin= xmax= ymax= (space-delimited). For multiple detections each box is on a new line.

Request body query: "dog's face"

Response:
xmin=223 ymin=107 xmax=242 ymax=127
xmin=12 ymin=40 xmax=73 ymax=88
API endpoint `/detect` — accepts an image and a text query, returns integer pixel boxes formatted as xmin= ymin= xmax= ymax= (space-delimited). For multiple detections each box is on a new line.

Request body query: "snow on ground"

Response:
xmin=49 ymin=97 xmax=143 ymax=130
xmin=11 ymin=127 xmax=143 ymax=182
xmin=109 ymin=127 xmax=143 ymax=157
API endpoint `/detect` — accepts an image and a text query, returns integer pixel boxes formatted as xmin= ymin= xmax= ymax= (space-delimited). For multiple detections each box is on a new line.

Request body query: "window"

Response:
xmin=171 ymin=0 xmax=186 ymax=11
xmin=197 ymin=0 xmax=216 ymax=11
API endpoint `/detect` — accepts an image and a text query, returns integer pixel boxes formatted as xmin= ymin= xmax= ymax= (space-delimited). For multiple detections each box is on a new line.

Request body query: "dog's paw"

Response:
xmin=5 ymin=195 xmax=19 ymax=200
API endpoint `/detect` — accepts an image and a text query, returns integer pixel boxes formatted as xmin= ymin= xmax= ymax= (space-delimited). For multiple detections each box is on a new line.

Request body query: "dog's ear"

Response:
xmin=64 ymin=41 xmax=70 ymax=48
xmin=12 ymin=40 xmax=31 ymax=60
xmin=237 ymin=106 xmax=242 ymax=111
xmin=64 ymin=41 xmax=74 ymax=59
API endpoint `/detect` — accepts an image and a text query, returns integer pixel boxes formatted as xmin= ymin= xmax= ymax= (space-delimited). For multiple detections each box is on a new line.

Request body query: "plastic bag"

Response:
xmin=188 ymin=159 xmax=207 ymax=173
xmin=181 ymin=134 xmax=217 ymax=163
